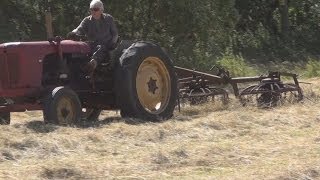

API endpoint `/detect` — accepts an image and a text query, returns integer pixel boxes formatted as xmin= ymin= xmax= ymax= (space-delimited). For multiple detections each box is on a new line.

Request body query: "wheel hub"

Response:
xmin=61 ymin=108 xmax=70 ymax=118
xmin=147 ymin=77 xmax=159 ymax=94
xmin=57 ymin=97 xmax=76 ymax=124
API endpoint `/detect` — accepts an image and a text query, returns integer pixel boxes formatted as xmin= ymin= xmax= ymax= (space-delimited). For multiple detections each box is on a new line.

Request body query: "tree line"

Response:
xmin=0 ymin=0 xmax=319 ymax=70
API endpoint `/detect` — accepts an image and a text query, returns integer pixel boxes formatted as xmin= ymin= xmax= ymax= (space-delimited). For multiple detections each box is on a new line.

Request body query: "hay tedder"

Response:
xmin=175 ymin=66 xmax=303 ymax=108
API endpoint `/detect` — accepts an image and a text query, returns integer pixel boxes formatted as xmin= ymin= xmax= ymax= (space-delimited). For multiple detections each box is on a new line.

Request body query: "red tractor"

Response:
xmin=0 ymin=37 xmax=178 ymax=125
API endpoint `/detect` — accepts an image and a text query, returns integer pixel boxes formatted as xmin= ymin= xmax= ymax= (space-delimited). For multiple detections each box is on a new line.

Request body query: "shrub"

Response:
xmin=304 ymin=59 xmax=320 ymax=78
xmin=217 ymin=49 xmax=257 ymax=77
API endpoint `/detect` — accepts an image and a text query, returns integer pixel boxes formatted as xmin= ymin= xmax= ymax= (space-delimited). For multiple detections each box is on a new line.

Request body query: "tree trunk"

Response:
xmin=279 ymin=0 xmax=289 ymax=40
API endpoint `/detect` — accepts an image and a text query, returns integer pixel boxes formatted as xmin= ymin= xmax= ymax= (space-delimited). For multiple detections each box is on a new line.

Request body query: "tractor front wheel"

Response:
xmin=43 ymin=87 xmax=82 ymax=125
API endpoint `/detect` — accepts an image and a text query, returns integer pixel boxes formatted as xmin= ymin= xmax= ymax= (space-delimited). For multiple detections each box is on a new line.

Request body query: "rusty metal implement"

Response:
xmin=175 ymin=66 xmax=303 ymax=108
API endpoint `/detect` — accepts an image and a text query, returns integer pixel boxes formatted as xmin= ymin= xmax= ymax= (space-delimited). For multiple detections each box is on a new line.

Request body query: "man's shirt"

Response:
xmin=73 ymin=13 xmax=118 ymax=47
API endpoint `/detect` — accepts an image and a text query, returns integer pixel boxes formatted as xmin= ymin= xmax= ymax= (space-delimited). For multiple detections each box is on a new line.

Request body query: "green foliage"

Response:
xmin=217 ymin=49 xmax=257 ymax=77
xmin=0 ymin=0 xmax=320 ymax=74
xmin=304 ymin=59 xmax=320 ymax=78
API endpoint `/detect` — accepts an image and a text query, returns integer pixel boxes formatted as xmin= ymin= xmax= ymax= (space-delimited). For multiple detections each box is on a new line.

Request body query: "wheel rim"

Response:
xmin=136 ymin=57 xmax=171 ymax=114
xmin=56 ymin=97 xmax=76 ymax=125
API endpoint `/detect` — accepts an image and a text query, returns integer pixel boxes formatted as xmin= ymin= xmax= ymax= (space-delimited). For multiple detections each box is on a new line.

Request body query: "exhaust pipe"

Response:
xmin=45 ymin=3 xmax=53 ymax=39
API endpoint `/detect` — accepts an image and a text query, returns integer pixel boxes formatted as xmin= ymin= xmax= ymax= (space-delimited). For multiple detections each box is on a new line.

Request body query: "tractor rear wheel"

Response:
xmin=0 ymin=112 xmax=10 ymax=125
xmin=115 ymin=41 xmax=177 ymax=121
xmin=43 ymin=87 xmax=81 ymax=125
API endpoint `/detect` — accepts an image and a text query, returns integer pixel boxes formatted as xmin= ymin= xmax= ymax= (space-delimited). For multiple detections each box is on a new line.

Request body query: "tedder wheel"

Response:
xmin=239 ymin=83 xmax=281 ymax=107
xmin=81 ymin=108 xmax=102 ymax=121
xmin=115 ymin=41 xmax=178 ymax=121
xmin=43 ymin=87 xmax=82 ymax=125
xmin=0 ymin=112 xmax=10 ymax=125
xmin=257 ymin=83 xmax=281 ymax=107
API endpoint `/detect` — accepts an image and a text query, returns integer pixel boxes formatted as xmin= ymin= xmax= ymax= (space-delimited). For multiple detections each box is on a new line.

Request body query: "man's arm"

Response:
xmin=102 ymin=15 xmax=118 ymax=48
xmin=110 ymin=16 xmax=119 ymax=45
xmin=72 ymin=17 xmax=89 ymax=35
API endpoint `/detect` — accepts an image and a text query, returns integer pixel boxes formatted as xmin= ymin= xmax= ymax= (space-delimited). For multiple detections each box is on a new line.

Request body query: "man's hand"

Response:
xmin=66 ymin=32 xmax=78 ymax=40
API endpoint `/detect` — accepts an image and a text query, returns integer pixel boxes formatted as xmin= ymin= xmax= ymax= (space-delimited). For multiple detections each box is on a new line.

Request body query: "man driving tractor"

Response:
xmin=67 ymin=0 xmax=118 ymax=72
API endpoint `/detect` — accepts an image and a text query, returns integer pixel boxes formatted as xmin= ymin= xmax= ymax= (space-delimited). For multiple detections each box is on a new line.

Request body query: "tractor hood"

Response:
xmin=0 ymin=40 xmax=91 ymax=94
xmin=0 ymin=44 xmax=4 ymax=50
xmin=0 ymin=40 xmax=91 ymax=55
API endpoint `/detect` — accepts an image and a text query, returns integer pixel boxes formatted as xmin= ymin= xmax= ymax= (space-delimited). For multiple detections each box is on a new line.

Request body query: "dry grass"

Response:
xmin=0 ymin=80 xmax=320 ymax=179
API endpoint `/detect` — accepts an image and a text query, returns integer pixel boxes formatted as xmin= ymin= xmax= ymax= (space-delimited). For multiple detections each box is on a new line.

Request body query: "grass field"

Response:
xmin=0 ymin=79 xmax=319 ymax=179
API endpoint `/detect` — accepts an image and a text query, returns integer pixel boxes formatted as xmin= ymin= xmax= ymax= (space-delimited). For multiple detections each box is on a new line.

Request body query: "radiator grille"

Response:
xmin=6 ymin=53 xmax=20 ymax=86
xmin=0 ymin=53 xmax=9 ymax=88
xmin=0 ymin=53 xmax=19 ymax=88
